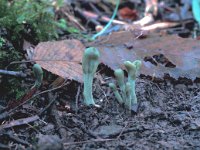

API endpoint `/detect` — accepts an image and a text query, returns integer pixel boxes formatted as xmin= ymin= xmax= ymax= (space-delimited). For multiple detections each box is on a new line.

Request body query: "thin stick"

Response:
xmin=75 ymin=86 xmax=81 ymax=114
xmin=0 ymin=115 xmax=39 ymax=129
xmin=64 ymin=138 xmax=115 ymax=146
xmin=0 ymin=69 xmax=26 ymax=77
xmin=10 ymin=80 xmax=70 ymax=112
xmin=64 ymin=123 xmax=129 ymax=147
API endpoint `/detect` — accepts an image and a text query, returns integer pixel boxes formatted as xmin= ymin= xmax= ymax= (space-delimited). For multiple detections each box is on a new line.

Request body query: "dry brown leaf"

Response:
xmin=33 ymin=39 xmax=85 ymax=82
xmin=33 ymin=31 xmax=200 ymax=83
xmin=90 ymin=31 xmax=200 ymax=81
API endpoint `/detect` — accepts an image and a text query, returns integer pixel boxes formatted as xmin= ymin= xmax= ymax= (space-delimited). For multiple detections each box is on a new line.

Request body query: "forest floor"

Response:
xmin=1 ymin=0 xmax=200 ymax=150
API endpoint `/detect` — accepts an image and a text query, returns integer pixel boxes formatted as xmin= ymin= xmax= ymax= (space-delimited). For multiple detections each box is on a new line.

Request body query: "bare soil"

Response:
xmin=1 ymin=70 xmax=200 ymax=150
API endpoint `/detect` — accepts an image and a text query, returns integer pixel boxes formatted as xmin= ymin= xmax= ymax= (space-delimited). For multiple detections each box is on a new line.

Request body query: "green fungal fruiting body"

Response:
xmin=125 ymin=82 xmax=131 ymax=110
xmin=32 ymin=64 xmax=43 ymax=89
xmin=114 ymin=69 xmax=126 ymax=101
xmin=109 ymin=60 xmax=141 ymax=110
xmin=124 ymin=61 xmax=137 ymax=104
xmin=82 ymin=47 xmax=100 ymax=106
xmin=124 ymin=60 xmax=142 ymax=105
xmin=109 ymin=83 xmax=123 ymax=104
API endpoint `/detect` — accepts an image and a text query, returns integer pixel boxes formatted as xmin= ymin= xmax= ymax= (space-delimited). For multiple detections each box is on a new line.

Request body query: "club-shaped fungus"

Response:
xmin=82 ymin=47 xmax=100 ymax=106
xmin=32 ymin=64 xmax=43 ymax=89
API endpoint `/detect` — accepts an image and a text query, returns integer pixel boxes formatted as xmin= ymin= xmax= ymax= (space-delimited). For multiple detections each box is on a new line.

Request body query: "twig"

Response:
xmin=116 ymin=123 xmax=128 ymax=140
xmin=0 ymin=81 xmax=70 ymax=121
xmin=64 ymin=123 xmax=129 ymax=147
xmin=0 ymin=143 xmax=10 ymax=149
xmin=141 ymin=21 xmax=179 ymax=31
xmin=38 ymin=96 xmax=57 ymax=116
xmin=6 ymin=60 xmax=36 ymax=70
xmin=0 ymin=115 xmax=39 ymax=130
xmin=0 ymin=111 xmax=9 ymax=120
xmin=7 ymin=88 xmax=37 ymax=110
xmin=4 ymin=133 xmax=30 ymax=146
xmin=76 ymin=124 xmax=99 ymax=139
xmin=63 ymin=11 xmax=86 ymax=31
xmin=48 ymin=92 xmax=68 ymax=142
xmin=64 ymin=120 xmax=148 ymax=147
xmin=102 ymin=126 xmax=149 ymax=139
xmin=11 ymin=81 xmax=69 ymax=112
xmin=80 ymin=9 xmax=126 ymax=25
xmin=0 ymin=69 xmax=26 ymax=77
xmin=76 ymin=8 xmax=100 ymax=27
xmin=64 ymin=138 xmax=115 ymax=146
xmin=89 ymin=2 xmax=102 ymax=15
xmin=75 ymin=86 xmax=81 ymax=114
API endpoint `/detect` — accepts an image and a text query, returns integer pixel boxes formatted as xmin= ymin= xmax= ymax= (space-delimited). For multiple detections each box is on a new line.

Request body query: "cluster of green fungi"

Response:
xmin=82 ymin=47 xmax=141 ymax=111
xmin=109 ymin=60 xmax=141 ymax=110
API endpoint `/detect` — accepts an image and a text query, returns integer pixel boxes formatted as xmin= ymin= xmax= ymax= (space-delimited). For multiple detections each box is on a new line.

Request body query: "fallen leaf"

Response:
xmin=33 ymin=31 xmax=200 ymax=83
xmin=33 ymin=39 xmax=85 ymax=82
xmin=90 ymin=31 xmax=200 ymax=81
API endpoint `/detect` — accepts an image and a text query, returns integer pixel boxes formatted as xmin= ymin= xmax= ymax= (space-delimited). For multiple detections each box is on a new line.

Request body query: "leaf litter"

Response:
xmin=33 ymin=31 xmax=200 ymax=82
xmin=33 ymin=39 xmax=85 ymax=82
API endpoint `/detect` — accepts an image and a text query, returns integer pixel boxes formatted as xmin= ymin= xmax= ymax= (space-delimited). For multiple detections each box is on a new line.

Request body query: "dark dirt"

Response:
xmin=1 ymin=70 xmax=200 ymax=150
xmin=60 ymin=76 xmax=200 ymax=150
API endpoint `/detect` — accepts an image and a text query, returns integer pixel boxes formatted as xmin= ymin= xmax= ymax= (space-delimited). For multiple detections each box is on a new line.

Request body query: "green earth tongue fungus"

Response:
xmin=32 ymin=64 xmax=43 ymax=89
xmin=114 ymin=69 xmax=126 ymax=102
xmin=125 ymin=82 xmax=131 ymax=110
xmin=109 ymin=83 xmax=123 ymax=104
xmin=82 ymin=47 xmax=100 ymax=106
xmin=124 ymin=60 xmax=142 ymax=105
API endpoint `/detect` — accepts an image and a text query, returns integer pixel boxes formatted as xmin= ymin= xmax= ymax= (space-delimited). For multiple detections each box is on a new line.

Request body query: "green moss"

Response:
xmin=0 ymin=0 xmax=59 ymax=42
xmin=0 ymin=37 xmax=23 ymax=99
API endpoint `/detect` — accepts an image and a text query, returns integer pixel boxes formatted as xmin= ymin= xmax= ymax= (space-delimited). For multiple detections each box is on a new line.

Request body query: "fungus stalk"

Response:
xmin=109 ymin=83 xmax=123 ymax=104
xmin=82 ymin=47 xmax=100 ymax=106
xmin=124 ymin=60 xmax=141 ymax=105
xmin=114 ymin=69 xmax=126 ymax=102
xmin=32 ymin=64 xmax=43 ymax=89
xmin=125 ymin=82 xmax=131 ymax=110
